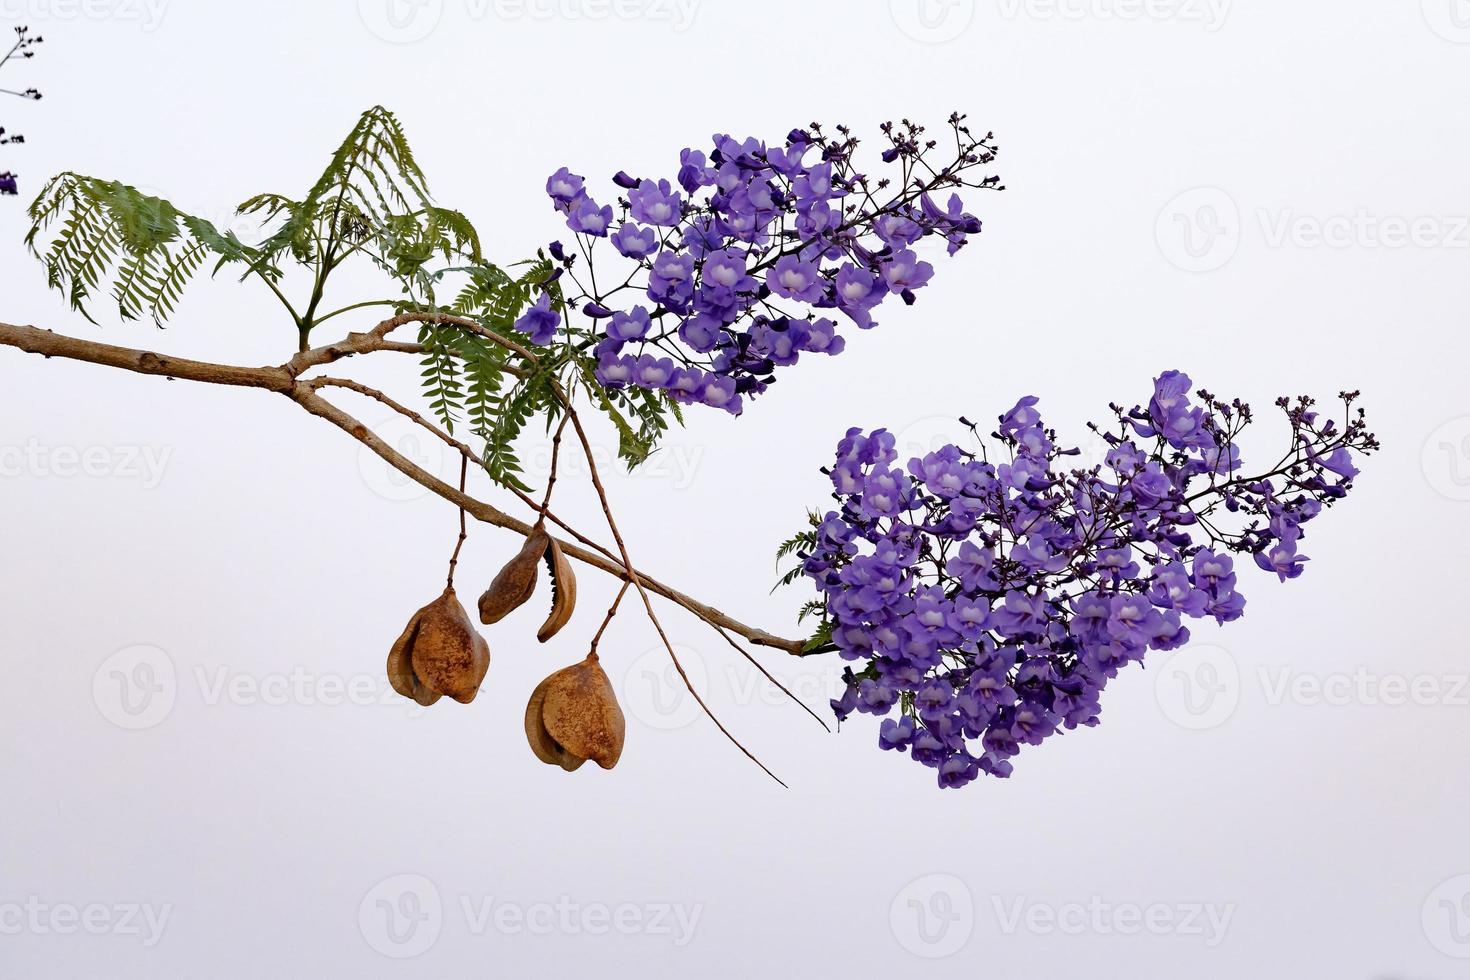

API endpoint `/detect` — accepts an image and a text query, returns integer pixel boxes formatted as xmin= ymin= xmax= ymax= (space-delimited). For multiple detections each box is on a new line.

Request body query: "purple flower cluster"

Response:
xmin=529 ymin=115 xmax=1001 ymax=415
xmin=803 ymin=372 xmax=1377 ymax=788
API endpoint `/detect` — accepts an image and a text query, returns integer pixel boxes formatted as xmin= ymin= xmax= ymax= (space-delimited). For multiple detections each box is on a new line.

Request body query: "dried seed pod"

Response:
xmin=524 ymin=653 xmax=625 ymax=771
xmin=479 ymin=527 xmax=551 ymax=625
xmin=387 ymin=588 xmax=491 ymax=706
xmin=536 ymin=537 xmax=577 ymax=643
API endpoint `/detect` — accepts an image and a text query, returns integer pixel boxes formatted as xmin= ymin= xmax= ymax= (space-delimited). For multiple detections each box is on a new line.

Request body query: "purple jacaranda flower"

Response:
xmin=1254 ymin=539 xmax=1309 ymax=581
xmin=879 ymin=716 xmax=918 ymax=752
xmin=629 ymin=178 xmax=683 ymax=227
xmin=512 ymin=291 xmax=560 ymax=346
xmin=1312 ymin=445 xmax=1360 ymax=481
xmin=678 ymin=313 xmax=723 ymax=353
xmin=606 ymin=306 xmax=652 ymax=343
xmin=700 ymin=375 xmax=742 ymax=415
xmin=566 ymin=197 xmax=613 ymax=237
xmin=611 ymin=222 xmax=658 ymax=259
xmin=768 ymin=254 xmax=825 ymax=303
xmin=545 ymin=167 xmax=585 ymax=207
xmin=594 ymin=353 xmax=637 ymax=388
xmin=989 ymin=592 xmax=1050 ymax=638
xmin=795 ymin=317 xmax=845 ymax=355
xmin=880 ymin=249 xmax=934 ymax=293
xmin=632 ymin=353 xmax=676 ymax=389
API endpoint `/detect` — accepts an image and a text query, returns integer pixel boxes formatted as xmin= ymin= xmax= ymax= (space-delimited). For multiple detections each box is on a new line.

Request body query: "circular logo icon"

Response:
xmin=892 ymin=414 xmax=972 ymax=468
xmin=1423 ymin=874 xmax=1470 ymax=958
xmin=1154 ymin=643 xmax=1240 ymax=730
xmin=889 ymin=0 xmax=976 ymax=43
xmin=621 ymin=644 xmax=710 ymax=731
xmin=357 ymin=414 xmax=453 ymax=502
xmin=889 ymin=873 xmax=974 ymax=958
xmin=358 ymin=873 xmax=443 ymax=958
xmin=1422 ymin=417 xmax=1470 ymax=502
xmin=1423 ymin=0 xmax=1470 ymax=42
xmin=1156 ymin=187 xmax=1241 ymax=273
xmin=93 ymin=645 xmax=177 ymax=731
xmin=358 ymin=0 xmax=445 ymax=43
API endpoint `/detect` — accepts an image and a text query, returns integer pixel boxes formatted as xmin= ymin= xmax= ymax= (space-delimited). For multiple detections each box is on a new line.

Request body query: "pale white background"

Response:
xmin=2 ymin=1 xmax=1468 ymax=977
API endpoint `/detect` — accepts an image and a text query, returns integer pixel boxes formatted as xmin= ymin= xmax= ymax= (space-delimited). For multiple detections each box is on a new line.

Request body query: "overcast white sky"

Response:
xmin=2 ymin=1 xmax=1469 ymax=977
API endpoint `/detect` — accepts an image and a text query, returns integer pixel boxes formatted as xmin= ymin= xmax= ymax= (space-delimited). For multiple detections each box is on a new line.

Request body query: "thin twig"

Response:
xmin=446 ymin=455 xmax=469 ymax=589
xmin=554 ymin=380 xmax=786 ymax=787
xmin=710 ymin=624 xmax=830 ymax=733
xmin=589 ymin=581 xmax=631 ymax=654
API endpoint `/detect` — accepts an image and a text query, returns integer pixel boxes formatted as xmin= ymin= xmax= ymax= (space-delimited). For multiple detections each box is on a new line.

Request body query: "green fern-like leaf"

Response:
xmin=25 ymin=174 xmax=265 ymax=326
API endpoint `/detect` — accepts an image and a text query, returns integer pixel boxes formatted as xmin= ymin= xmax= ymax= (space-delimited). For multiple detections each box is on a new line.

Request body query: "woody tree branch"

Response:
xmin=0 ymin=319 xmax=807 ymax=656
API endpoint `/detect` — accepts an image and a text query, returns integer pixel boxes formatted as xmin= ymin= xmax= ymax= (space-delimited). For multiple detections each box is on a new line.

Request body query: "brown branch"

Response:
xmin=0 ymin=320 xmax=808 ymax=658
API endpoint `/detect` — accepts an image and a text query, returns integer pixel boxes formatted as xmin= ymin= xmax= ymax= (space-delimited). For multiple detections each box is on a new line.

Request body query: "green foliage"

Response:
xmin=24 ymin=106 xmax=480 ymax=329
xmin=25 ymin=174 xmax=265 ymax=326
xmin=773 ymin=511 xmax=822 ymax=592
xmin=22 ymin=104 xmax=688 ymax=504
xmin=240 ymin=105 xmax=479 ymax=304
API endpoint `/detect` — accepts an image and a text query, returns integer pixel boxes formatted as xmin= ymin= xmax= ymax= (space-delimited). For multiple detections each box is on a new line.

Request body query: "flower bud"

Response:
xmin=387 ymin=588 xmax=490 ymax=706
xmin=524 ymin=654 xmax=625 ymax=771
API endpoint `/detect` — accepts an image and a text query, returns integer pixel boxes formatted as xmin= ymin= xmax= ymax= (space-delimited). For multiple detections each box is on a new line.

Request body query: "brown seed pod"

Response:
xmin=536 ymin=537 xmax=577 ymax=643
xmin=524 ymin=653 xmax=625 ymax=771
xmin=479 ymin=527 xmax=551 ymax=625
xmin=387 ymin=588 xmax=491 ymax=706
